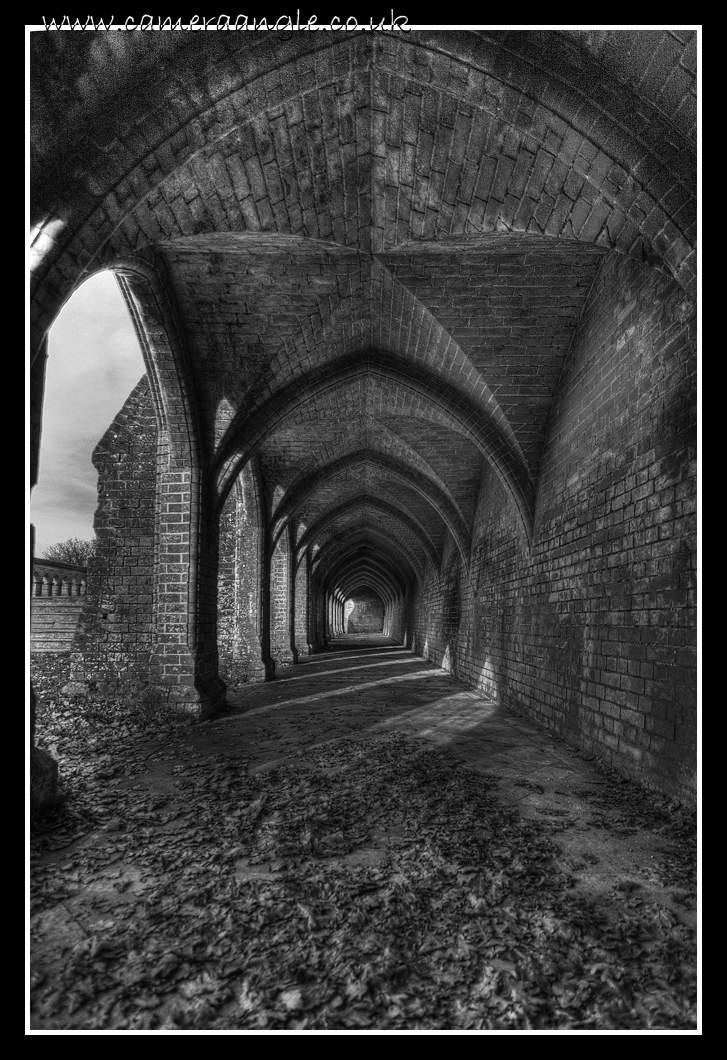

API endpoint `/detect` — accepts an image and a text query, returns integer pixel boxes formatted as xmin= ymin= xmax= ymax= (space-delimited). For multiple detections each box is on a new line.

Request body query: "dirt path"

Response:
xmin=29 ymin=637 xmax=697 ymax=1030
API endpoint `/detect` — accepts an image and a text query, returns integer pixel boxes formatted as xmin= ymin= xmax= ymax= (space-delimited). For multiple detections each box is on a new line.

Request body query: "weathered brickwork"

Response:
xmin=70 ymin=378 xmax=157 ymax=688
xmin=217 ymin=482 xmax=239 ymax=682
xmin=387 ymin=598 xmax=409 ymax=646
xmin=68 ymin=377 xmax=225 ymax=715
xmin=294 ymin=559 xmax=309 ymax=658
xmin=410 ymin=252 xmax=696 ymax=802
xmin=411 ymin=536 xmax=465 ymax=675
xmin=217 ymin=464 xmax=266 ymax=685
xmin=269 ymin=530 xmax=294 ymax=670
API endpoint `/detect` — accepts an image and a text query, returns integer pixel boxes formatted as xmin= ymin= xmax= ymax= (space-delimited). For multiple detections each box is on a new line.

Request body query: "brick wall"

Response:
xmin=71 ymin=377 xmax=157 ymax=685
xmin=384 ymin=590 xmax=409 ymax=645
xmin=68 ymin=376 xmax=226 ymax=715
xmin=294 ymin=558 xmax=309 ymax=657
xmin=270 ymin=531 xmax=294 ymax=669
xmin=411 ymin=536 xmax=464 ymax=675
xmin=410 ymin=252 xmax=697 ymax=803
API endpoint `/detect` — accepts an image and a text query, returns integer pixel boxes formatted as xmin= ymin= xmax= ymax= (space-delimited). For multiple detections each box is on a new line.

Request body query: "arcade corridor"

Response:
xmin=30 ymin=28 xmax=698 ymax=1031
xmin=31 ymin=29 xmax=697 ymax=811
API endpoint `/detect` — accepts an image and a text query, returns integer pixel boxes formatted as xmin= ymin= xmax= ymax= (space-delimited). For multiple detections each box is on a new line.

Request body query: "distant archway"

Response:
xmin=345 ymin=589 xmax=385 ymax=634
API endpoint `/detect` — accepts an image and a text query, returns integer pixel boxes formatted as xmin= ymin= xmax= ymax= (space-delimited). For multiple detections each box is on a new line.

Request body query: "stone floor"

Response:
xmin=222 ymin=636 xmax=695 ymax=917
xmin=29 ymin=635 xmax=698 ymax=1031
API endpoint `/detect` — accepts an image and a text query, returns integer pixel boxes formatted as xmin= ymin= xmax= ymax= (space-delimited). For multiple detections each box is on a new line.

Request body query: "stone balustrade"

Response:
xmin=32 ymin=559 xmax=87 ymax=598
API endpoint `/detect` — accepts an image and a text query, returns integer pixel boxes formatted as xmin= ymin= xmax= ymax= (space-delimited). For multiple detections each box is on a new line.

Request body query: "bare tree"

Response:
xmin=41 ymin=538 xmax=96 ymax=566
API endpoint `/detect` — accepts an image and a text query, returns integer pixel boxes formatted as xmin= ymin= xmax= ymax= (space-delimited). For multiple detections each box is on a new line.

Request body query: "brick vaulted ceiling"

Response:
xmin=30 ymin=29 xmax=697 ymax=603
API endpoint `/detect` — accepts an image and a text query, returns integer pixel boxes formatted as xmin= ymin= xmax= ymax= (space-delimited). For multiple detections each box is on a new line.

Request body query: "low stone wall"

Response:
xmin=31 ymin=560 xmax=88 ymax=652
xmin=31 ymin=598 xmax=86 ymax=652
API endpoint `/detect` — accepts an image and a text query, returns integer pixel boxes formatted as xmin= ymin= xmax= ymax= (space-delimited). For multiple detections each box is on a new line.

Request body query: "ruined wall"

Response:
xmin=410 ymin=253 xmax=697 ymax=803
xmin=70 ymin=377 xmax=157 ymax=686
xmin=61 ymin=373 xmax=224 ymax=715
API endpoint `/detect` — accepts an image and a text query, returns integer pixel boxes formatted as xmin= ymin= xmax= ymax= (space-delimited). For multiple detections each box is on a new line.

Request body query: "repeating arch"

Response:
xmin=214 ymin=350 xmax=535 ymax=538
xmin=270 ymin=448 xmax=470 ymax=564
xmin=314 ymin=529 xmax=422 ymax=588
xmin=316 ymin=531 xmax=415 ymax=580
xmin=293 ymin=495 xmax=439 ymax=572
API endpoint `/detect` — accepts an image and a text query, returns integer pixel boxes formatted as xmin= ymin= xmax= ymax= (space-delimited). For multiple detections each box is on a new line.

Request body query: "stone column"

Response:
xmin=270 ymin=529 xmax=295 ymax=670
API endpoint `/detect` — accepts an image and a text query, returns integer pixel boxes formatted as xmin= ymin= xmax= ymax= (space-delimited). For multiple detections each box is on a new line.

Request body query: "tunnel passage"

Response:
xmin=30 ymin=29 xmax=697 ymax=808
xmin=345 ymin=590 xmax=385 ymax=634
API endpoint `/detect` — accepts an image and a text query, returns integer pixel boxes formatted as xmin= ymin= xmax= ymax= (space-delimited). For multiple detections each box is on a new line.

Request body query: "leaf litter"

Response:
xmin=30 ymin=658 xmax=697 ymax=1031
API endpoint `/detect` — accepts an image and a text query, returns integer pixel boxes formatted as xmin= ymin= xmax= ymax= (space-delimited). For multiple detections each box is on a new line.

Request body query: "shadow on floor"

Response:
xmin=29 ymin=634 xmax=697 ymax=1030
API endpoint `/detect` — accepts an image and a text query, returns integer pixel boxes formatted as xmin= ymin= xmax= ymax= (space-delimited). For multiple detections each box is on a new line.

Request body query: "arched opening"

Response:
xmin=30 ymin=272 xmax=146 ymax=662
xmin=30 ymin=271 xmax=146 ymax=557
xmin=345 ymin=589 xmax=385 ymax=634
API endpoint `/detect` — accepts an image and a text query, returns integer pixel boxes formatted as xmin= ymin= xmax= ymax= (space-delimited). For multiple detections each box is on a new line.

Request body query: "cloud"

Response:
xmin=31 ymin=271 xmax=145 ymax=551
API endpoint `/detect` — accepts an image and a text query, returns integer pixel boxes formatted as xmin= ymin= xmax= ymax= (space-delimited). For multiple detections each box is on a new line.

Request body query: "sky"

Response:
xmin=30 ymin=272 xmax=146 ymax=555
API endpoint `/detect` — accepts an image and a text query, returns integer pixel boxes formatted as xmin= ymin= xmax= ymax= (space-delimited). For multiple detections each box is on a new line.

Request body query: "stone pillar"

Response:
xmin=218 ymin=474 xmax=266 ymax=688
xmin=294 ymin=553 xmax=309 ymax=658
xmin=288 ymin=525 xmax=300 ymax=664
xmin=270 ymin=529 xmax=295 ymax=670
xmin=305 ymin=555 xmax=315 ymax=656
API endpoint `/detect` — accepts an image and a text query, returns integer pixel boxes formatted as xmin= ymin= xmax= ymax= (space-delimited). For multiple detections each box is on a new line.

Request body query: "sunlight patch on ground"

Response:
xmin=370 ymin=694 xmax=499 ymax=738
xmin=274 ymin=656 xmax=422 ymax=683
xmin=226 ymin=669 xmax=480 ymax=717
